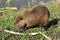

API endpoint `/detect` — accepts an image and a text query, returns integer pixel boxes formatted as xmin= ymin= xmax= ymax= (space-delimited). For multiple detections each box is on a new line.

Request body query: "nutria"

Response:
xmin=14 ymin=5 xmax=50 ymax=31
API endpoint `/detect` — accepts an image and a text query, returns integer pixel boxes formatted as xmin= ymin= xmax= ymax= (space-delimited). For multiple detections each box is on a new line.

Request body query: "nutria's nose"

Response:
xmin=14 ymin=22 xmax=18 ymax=27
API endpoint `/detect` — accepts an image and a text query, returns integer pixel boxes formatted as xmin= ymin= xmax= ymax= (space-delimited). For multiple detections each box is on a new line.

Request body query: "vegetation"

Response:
xmin=0 ymin=1 xmax=60 ymax=40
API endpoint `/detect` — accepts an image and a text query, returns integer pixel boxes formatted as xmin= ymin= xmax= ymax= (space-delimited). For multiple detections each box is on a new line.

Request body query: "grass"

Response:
xmin=0 ymin=2 xmax=60 ymax=40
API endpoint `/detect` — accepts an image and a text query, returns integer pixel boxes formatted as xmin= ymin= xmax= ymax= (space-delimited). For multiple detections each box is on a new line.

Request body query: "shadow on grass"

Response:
xmin=44 ymin=18 xmax=60 ymax=30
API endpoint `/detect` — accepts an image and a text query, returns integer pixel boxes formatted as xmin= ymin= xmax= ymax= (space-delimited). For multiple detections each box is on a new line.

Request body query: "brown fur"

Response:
xmin=14 ymin=5 xmax=50 ymax=30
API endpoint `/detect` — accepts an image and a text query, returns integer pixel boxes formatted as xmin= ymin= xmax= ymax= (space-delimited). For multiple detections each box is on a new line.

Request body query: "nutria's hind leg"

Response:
xmin=39 ymin=21 xmax=48 ymax=31
xmin=43 ymin=24 xmax=49 ymax=31
xmin=43 ymin=21 xmax=49 ymax=31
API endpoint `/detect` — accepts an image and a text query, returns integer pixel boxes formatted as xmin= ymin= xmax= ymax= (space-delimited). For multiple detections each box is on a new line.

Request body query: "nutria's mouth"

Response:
xmin=23 ymin=24 xmax=27 ymax=30
xmin=24 ymin=24 xmax=27 ymax=28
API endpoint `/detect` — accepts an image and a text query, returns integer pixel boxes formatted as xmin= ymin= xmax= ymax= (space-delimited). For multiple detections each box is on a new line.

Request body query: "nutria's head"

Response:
xmin=14 ymin=11 xmax=29 ymax=26
xmin=14 ymin=20 xmax=27 ymax=28
xmin=14 ymin=19 xmax=27 ymax=32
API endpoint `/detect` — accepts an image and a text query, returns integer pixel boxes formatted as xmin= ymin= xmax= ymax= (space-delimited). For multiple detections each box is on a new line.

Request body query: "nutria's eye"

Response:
xmin=20 ymin=18 xmax=23 ymax=20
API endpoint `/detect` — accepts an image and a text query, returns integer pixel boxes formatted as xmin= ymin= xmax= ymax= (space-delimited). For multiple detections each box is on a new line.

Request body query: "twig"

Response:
xmin=4 ymin=30 xmax=38 ymax=35
xmin=4 ymin=30 xmax=52 ymax=40
xmin=39 ymin=31 xmax=52 ymax=40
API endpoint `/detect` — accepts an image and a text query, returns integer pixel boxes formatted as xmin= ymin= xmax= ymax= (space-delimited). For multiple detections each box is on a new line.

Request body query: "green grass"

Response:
xmin=0 ymin=3 xmax=60 ymax=40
